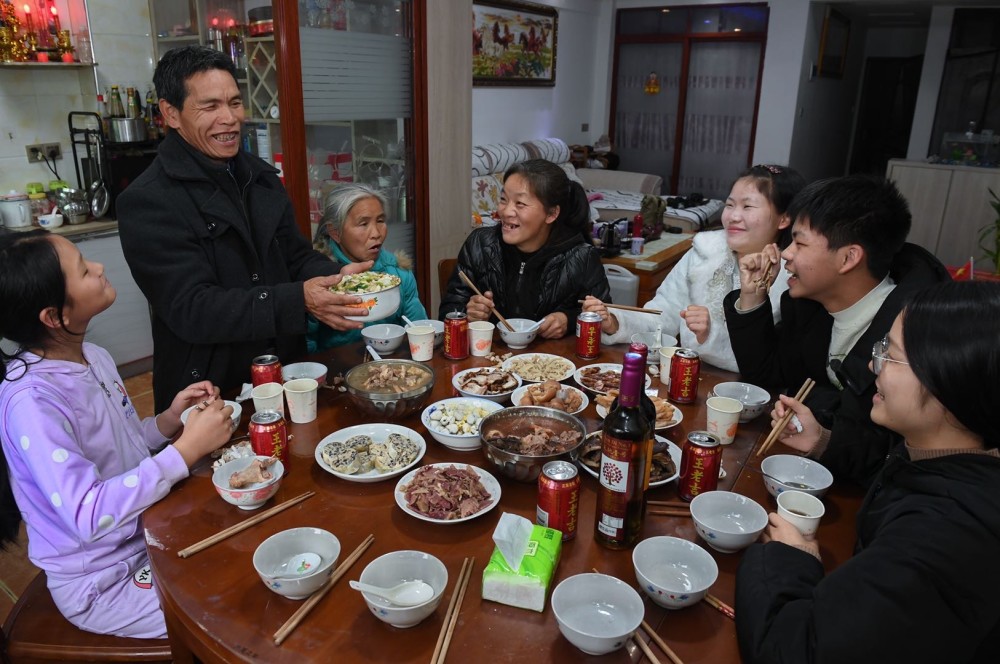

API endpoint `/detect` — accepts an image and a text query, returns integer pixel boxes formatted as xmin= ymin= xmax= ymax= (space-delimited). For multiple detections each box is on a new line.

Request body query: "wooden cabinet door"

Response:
xmin=940 ymin=169 xmax=1000 ymax=266
xmin=887 ymin=162 xmax=950 ymax=257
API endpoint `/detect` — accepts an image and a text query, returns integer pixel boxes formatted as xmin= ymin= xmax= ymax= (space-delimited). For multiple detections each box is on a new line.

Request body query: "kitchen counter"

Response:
xmin=50 ymin=219 xmax=119 ymax=240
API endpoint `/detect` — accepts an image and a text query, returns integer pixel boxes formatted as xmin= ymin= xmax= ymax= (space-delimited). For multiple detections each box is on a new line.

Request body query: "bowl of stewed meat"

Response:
xmin=479 ymin=406 xmax=587 ymax=482
xmin=344 ymin=359 xmax=435 ymax=420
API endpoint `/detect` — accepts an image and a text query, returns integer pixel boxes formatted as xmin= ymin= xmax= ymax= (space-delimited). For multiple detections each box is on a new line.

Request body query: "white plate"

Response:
xmin=181 ymin=400 xmax=242 ymax=429
xmin=578 ymin=434 xmax=682 ymax=486
xmin=594 ymin=401 xmax=684 ymax=430
xmin=573 ymin=363 xmax=652 ymax=395
xmin=394 ymin=463 xmax=501 ymax=524
xmin=510 ymin=383 xmax=589 ymax=415
xmin=502 ymin=353 xmax=576 ymax=383
xmin=314 ymin=423 xmax=426 ymax=483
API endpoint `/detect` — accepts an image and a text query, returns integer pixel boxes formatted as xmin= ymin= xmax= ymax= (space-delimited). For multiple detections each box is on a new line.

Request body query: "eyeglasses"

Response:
xmin=871 ymin=336 xmax=909 ymax=376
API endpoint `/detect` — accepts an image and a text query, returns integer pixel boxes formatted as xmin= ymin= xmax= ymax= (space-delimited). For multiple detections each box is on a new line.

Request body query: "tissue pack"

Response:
xmin=482 ymin=524 xmax=562 ymax=612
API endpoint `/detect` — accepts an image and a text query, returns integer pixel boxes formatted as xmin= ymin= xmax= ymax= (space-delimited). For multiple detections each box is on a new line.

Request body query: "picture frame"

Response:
xmin=816 ymin=7 xmax=850 ymax=79
xmin=473 ymin=0 xmax=558 ymax=87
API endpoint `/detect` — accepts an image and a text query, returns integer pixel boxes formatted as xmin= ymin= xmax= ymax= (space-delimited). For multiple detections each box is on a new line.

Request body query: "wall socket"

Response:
xmin=25 ymin=143 xmax=62 ymax=163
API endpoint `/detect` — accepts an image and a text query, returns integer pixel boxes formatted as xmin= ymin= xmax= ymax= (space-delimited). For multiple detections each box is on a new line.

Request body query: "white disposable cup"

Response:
xmin=706 ymin=396 xmax=744 ymax=445
xmin=251 ymin=382 xmax=284 ymax=417
xmin=776 ymin=490 xmax=826 ymax=537
xmin=658 ymin=346 xmax=681 ymax=387
xmin=469 ymin=321 xmax=495 ymax=357
xmin=406 ymin=325 xmax=435 ymax=361
xmin=283 ymin=378 xmax=318 ymax=424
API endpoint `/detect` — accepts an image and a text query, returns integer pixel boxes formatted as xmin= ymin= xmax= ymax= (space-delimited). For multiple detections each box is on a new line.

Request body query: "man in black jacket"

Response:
xmin=723 ymin=175 xmax=949 ymax=486
xmin=118 ymin=46 xmax=369 ymax=410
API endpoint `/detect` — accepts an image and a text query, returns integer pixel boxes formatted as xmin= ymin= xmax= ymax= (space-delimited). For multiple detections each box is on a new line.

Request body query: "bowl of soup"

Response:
xmin=479 ymin=406 xmax=586 ymax=482
xmin=344 ymin=360 xmax=435 ymax=420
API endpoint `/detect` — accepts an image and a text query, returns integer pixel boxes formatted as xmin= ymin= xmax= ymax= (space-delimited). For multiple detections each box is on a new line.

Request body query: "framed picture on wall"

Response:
xmin=473 ymin=0 xmax=558 ymax=87
xmin=817 ymin=8 xmax=850 ymax=79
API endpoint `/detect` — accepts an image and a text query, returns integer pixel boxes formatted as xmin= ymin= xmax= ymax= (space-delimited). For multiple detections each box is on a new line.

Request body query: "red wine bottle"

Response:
xmin=609 ymin=342 xmax=657 ymax=425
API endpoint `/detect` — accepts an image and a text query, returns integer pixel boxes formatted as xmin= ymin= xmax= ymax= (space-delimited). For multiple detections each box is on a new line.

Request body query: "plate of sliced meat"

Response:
xmin=573 ymin=363 xmax=652 ymax=395
xmin=394 ymin=463 xmax=501 ymax=524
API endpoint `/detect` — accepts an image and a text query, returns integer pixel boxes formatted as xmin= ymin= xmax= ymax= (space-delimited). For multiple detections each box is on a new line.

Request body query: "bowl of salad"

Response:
xmin=329 ymin=271 xmax=401 ymax=322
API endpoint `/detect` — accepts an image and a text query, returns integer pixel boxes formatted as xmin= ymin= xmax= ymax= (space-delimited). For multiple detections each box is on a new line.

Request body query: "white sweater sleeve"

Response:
xmin=601 ymin=248 xmax=694 ymax=345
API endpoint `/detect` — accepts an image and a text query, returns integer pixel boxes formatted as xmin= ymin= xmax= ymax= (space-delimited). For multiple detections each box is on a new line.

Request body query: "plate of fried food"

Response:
xmin=593 ymin=390 xmax=683 ymax=430
xmin=315 ymin=423 xmax=425 ymax=483
xmin=573 ymin=363 xmax=652 ymax=395
xmin=510 ymin=380 xmax=589 ymax=416
xmin=578 ymin=431 xmax=681 ymax=486
xmin=394 ymin=463 xmax=501 ymax=524
xmin=502 ymin=353 xmax=576 ymax=383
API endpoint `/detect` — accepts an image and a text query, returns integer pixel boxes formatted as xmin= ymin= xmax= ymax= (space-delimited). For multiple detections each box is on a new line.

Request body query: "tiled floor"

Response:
xmin=0 ymin=371 xmax=155 ymax=625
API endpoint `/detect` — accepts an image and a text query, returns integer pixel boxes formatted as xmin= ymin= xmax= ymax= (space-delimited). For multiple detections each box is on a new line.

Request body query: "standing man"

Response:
xmin=119 ymin=46 xmax=370 ymax=411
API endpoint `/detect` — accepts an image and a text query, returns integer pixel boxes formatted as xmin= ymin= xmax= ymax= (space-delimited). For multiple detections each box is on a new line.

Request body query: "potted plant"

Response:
xmin=978 ymin=188 xmax=1000 ymax=276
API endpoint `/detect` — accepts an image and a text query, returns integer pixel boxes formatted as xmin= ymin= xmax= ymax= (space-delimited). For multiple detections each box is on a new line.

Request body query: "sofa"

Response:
xmin=470 ymin=138 xmax=723 ymax=233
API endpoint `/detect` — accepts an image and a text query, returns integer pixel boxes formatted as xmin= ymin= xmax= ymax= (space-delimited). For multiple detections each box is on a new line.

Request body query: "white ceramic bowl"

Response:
xmin=282 ymin=361 xmax=328 ymax=385
xmin=358 ymin=550 xmax=448 ymax=628
xmin=629 ymin=332 xmax=679 ymax=363
xmin=421 ymin=397 xmax=504 ymax=451
xmin=343 ymin=281 xmax=400 ymax=322
xmin=711 ymin=381 xmax=771 ymax=422
xmin=551 ymin=573 xmax=645 ymax=656
xmin=689 ymin=491 xmax=769 ymax=553
xmin=451 ymin=367 xmax=521 ymax=404
xmin=760 ymin=454 xmax=834 ymax=499
xmin=252 ymin=527 xmax=341 ymax=600
xmin=180 ymin=399 xmax=242 ymax=430
xmin=498 ymin=318 xmax=539 ymax=349
xmin=407 ymin=319 xmax=445 ymax=347
xmin=633 ymin=536 xmax=718 ymax=609
xmin=211 ymin=455 xmax=284 ymax=510
xmin=38 ymin=213 xmax=64 ymax=229
xmin=362 ymin=323 xmax=407 ymax=354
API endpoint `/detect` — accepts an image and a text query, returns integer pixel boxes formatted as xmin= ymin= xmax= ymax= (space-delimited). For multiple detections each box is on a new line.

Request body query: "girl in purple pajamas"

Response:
xmin=0 ymin=229 xmax=235 ymax=638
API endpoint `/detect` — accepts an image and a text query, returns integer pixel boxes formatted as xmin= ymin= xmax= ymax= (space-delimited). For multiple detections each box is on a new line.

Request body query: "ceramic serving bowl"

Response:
xmin=760 ymin=454 xmax=834 ymax=499
xmin=633 ymin=536 xmax=718 ymax=609
xmin=282 ymin=361 xmax=328 ymax=384
xmin=689 ymin=491 xmax=768 ymax=553
xmin=180 ymin=400 xmax=242 ymax=430
xmin=451 ymin=367 xmax=521 ymax=404
xmin=711 ymin=381 xmax=771 ymax=422
xmin=498 ymin=318 xmax=539 ymax=349
xmin=343 ymin=282 xmax=400 ymax=322
xmin=407 ymin=319 xmax=445 ymax=347
xmin=362 ymin=323 xmax=407 ymax=354
xmin=358 ymin=550 xmax=448 ymax=628
xmin=551 ymin=573 xmax=645 ymax=656
xmin=253 ymin=527 xmax=341 ymax=600
xmin=211 ymin=456 xmax=284 ymax=510
xmin=479 ymin=406 xmax=586 ymax=482
xmin=344 ymin=360 xmax=435 ymax=420
xmin=421 ymin=397 xmax=504 ymax=451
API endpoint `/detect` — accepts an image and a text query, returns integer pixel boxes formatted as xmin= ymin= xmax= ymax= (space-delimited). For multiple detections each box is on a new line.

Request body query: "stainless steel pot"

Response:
xmin=108 ymin=117 xmax=147 ymax=143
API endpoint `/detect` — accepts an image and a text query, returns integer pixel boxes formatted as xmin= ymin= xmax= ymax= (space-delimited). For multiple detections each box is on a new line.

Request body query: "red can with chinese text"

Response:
xmin=576 ymin=311 xmax=601 ymax=360
xmin=537 ymin=460 xmax=580 ymax=540
xmin=251 ymin=354 xmax=282 ymax=387
xmin=249 ymin=410 xmax=289 ymax=463
xmin=443 ymin=312 xmax=469 ymax=360
xmin=667 ymin=348 xmax=700 ymax=404
xmin=678 ymin=431 xmax=721 ymax=501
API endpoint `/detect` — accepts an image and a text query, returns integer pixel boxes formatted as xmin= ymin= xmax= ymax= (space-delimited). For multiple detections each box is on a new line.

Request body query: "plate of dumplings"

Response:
xmin=314 ymin=424 xmax=426 ymax=483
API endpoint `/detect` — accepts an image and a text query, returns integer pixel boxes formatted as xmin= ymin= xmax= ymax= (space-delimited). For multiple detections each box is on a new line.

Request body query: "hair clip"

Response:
xmin=755 ymin=164 xmax=783 ymax=175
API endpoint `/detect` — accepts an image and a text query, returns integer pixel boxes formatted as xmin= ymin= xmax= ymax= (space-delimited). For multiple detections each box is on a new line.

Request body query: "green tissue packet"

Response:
xmin=481 ymin=524 xmax=562 ymax=612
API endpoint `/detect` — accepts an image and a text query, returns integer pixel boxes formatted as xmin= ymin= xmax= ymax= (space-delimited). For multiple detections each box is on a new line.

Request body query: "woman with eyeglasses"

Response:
xmin=736 ymin=281 xmax=1000 ymax=663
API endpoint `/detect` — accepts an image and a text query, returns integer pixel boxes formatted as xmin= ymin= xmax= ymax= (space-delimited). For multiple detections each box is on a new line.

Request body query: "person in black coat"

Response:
xmin=118 ymin=46 xmax=370 ymax=411
xmin=439 ymin=159 xmax=610 ymax=338
xmin=723 ymin=175 xmax=949 ymax=486
xmin=736 ymin=281 xmax=1000 ymax=663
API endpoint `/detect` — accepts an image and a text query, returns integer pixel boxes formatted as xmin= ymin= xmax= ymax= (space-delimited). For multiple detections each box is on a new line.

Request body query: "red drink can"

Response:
xmin=251 ymin=354 xmax=282 ymax=387
xmin=537 ymin=460 xmax=580 ymax=540
xmin=668 ymin=348 xmax=700 ymax=404
xmin=576 ymin=311 xmax=601 ymax=360
xmin=443 ymin=312 xmax=469 ymax=360
xmin=678 ymin=431 xmax=721 ymax=501
xmin=249 ymin=410 xmax=289 ymax=462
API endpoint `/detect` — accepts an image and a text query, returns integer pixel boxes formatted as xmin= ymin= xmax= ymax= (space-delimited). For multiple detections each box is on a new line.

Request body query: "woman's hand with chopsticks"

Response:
xmin=581 ymin=295 xmax=621 ymax=334
xmin=769 ymin=393 xmax=824 ymax=455
xmin=737 ymin=243 xmax=782 ymax=310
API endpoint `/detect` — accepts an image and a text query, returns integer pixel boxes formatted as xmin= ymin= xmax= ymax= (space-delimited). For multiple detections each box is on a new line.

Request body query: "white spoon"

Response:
xmin=401 ymin=315 xmax=415 ymax=327
xmin=520 ymin=320 xmax=542 ymax=334
xmin=349 ymin=579 xmax=434 ymax=607
xmin=365 ymin=344 xmax=383 ymax=361
xmin=270 ymin=552 xmax=322 ymax=580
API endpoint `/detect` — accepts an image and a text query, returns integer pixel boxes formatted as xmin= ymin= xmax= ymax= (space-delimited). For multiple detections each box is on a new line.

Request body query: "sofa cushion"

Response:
xmin=472 ymin=174 xmax=503 ymax=226
xmin=472 ymin=142 xmax=530 ymax=178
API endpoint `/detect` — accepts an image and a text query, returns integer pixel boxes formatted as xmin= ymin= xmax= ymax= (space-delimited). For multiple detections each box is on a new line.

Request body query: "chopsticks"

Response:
xmin=431 ymin=556 xmax=475 ymax=664
xmin=647 ymin=499 xmax=691 ymax=518
xmin=756 ymin=378 xmax=816 ymax=458
xmin=704 ymin=593 xmax=735 ymax=620
xmin=273 ymin=533 xmax=375 ymax=646
xmin=576 ymin=300 xmax=663 ymax=315
xmin=591 ymin=568 xmax=683 ymax=664
xmin=457 ymin=270 xmax=515 ymax=332
xmin=177 ymin=491 xmax=315 ymax=558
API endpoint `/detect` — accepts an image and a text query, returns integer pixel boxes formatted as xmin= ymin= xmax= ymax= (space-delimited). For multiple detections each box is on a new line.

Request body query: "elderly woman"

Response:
xmin=307 ymin=183 xmax=427 ymax=351
xmin=439 ymin=159 xmax=610 ymax=338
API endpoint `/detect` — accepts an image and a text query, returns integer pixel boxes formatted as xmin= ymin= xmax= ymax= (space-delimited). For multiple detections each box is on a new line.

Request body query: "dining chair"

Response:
xmin=437 ymin=257 xmax=458 ymax=300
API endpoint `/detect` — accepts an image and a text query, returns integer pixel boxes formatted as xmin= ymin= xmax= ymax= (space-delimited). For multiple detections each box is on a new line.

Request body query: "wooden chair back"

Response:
xmin=438 ymin=257 xmax=457 ymax=300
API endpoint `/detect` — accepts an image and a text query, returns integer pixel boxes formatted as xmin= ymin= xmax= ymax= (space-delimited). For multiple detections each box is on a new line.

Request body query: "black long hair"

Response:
xmin=503 ymin=159 xmax=591 ymax=245
xmin=902 ymin=281 xmax=1000 ymax=450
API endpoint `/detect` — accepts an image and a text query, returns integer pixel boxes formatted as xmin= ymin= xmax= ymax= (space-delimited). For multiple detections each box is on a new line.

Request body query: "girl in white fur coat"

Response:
xmin=583 ymin=165 xmax=806 ymax=372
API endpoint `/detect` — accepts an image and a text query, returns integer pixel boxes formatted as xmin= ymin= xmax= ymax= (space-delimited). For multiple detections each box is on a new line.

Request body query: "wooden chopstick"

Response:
xmin=756 ymin=378 xmax=815 ymax=457
xmin=457 ymin=270 xmax=515 ymax=332
xmin=704 ymin=593 xmax=735 ymax=620
xmin=576 ymin=300 xmax=663 ymax=315
xmin=590 ymin=568 xmax=682 ymax=664
xmin=647 ymin=500 xmax=689 ymax=509
xmin=273 ymin=533 xmax=375 ymax=645
xmin=431 ymin=556 xmax=475 ymax=664
xmin=648 ymin=509 xmax=691 ymax=518
xmin=177 ymin=491 xmax=315 ymax=558
xmin=635 ymin=632 xmax=663 ymax=664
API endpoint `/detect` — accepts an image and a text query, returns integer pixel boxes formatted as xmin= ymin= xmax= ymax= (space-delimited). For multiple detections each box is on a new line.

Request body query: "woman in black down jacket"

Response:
xmin=736 ymin=280 xmax=1000 ymax=663
xmin=439 ymin=159 xmax=610 ymax=338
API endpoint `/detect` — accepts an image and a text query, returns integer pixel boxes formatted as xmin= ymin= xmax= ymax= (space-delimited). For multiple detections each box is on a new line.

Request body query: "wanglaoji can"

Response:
xmin=537 ymin=460 xmax=580 ymax=541
xmin=678 ymin=431 xmax=721 ymax=501
xmin=443 ymin=312 xmax=469 ymax=360
xmin=249 ymin=410 xmax=289 ymax=463
xmin=576 ymin=311 xmax=602 ymax=360
xmin=668 ymin=348 xmax=700 ymax=404
xmin=251 ymin=354 xmax=282 ymax=387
